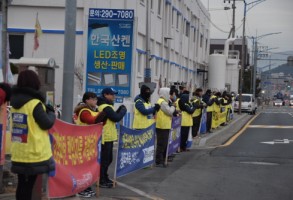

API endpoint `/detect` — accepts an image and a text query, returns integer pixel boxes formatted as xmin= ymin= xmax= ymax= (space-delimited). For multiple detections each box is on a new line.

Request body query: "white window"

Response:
xmin=176 ymin=13 xmax=180 ymax=29
xmin=158 ymin=0 xmax=162 ymax=16
xmin=185 ymin=22 xmax=190 ymax=37
xmin=137 ymin=53 xmax=143 ymax=76
xmin=155 ymin=59 xmax=160 ymax=77
xmin=200 ymin=34 xmax=203 ymax=48
xmin=151 ymin=0 xmax=154 ymax=10
xmin=172 ymin=9 xmax=175 ymax=26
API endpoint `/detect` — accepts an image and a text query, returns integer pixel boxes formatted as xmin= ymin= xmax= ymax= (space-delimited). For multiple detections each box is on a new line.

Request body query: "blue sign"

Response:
xmin=116 ymin=124 xmax=155 ymax=178
xmin=167 ymin=117 xmax=181 ymax=156
xmin=86 ymin=8 xmax=134 ymax=97
xmin=200 ymin=109 xmax=207 ymax=134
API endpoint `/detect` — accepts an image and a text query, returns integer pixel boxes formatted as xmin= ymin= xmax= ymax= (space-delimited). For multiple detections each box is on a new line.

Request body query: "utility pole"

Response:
xmin=231 ymin=0 xmax=236 ymax=50
xmin=253 ymin=37 xmax=258 ymax=99
xmin=61 ymin=0 xmax=76 ymax=122
xmin=239 ymin=1 xmax=247 ymax=115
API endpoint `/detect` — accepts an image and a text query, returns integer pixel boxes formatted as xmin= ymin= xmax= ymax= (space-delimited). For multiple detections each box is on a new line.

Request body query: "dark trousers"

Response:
xmin=180 ymin=126 xmax=190 ymax=150
xmin=192 ymin=115 xmax=202 ymax=137
xmin=156 ymin=128 xmax=170 ymax=164
xmin=206 ymin=112 xmax=212 ymax=132
xmin=16 ymin=174 xmax=37 ymax=200
xmin=100 ymin=141 xmax=113 ymax=182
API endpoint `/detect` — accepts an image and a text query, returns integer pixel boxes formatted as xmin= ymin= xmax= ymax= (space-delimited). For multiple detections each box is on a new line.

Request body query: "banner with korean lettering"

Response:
xmin=167 ymin=117 xmax=181 ymax=156
xmin=116 ymin=124 xmax=155 ymax=178
xmin=48 ymin=119 xmax=102 ymax=198
xmin=86 ymin=9 xmax=134 ymax=97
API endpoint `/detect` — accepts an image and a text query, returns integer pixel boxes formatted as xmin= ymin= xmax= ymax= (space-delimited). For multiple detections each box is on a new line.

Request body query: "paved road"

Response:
xmin=2 ymin=107 xmax=293 ymax=200
xmin=107 ymin=107 xmax=293 ymax=200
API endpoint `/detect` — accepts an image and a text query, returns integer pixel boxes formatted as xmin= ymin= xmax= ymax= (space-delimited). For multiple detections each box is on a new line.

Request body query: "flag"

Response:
xmin=34 ymin=13 xmax=42 ymax=51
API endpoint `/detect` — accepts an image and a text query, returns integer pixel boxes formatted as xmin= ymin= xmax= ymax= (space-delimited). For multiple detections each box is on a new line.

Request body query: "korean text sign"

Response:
xmin=48 ymin=119 xmax=102 ymax=198
xmin=116 ymin=124 xmax=155 ymax=178
xmin=86 ymin=9 xmax=134 ymax=97
xmin=168 ymin=117 xmax=181 ymax=156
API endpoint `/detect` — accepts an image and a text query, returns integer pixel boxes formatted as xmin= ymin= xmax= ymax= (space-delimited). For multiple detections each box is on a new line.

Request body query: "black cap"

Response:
xmin=101 ymin=87 xmax=118 ymax=96
xmin=82 ymin=92 xmax=97 ymax=103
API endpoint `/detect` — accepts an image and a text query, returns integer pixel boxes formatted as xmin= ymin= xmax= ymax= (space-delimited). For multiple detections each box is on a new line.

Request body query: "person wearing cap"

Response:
xmin=97 ymin=88 xmax=127 ymax=188
xmin=191 ymin=88 xmax=206 ymax=138
xmin=133 ymin=85 xmax=160 ymax=129
xmin=74 ymin=92 xmax=106 ymax=197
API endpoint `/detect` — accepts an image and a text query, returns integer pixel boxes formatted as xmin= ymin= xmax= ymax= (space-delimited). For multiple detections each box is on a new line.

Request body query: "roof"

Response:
xmin=210 ymin=38 xmax=247 ymax=45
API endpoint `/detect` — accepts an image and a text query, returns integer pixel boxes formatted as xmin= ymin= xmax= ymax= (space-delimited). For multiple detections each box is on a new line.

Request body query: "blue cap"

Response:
xmin=101 ymin=87 xmax=118 ymax=95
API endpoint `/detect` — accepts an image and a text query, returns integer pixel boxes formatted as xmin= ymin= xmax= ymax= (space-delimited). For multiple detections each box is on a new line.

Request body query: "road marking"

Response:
xmin=116 ymin=181 xmax=164 ymax=200
xmin=240 ymin=161 xmax=279 ymax=166
xmin=220 ymin=114 xmax=259 ymax=147
xmin=248 ymin=125 xmax=293 ymax=129
xmin=261 ymin=139 xmax=293 ymax=145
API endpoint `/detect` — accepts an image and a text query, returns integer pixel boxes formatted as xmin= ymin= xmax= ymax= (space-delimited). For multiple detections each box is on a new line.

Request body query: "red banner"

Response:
xmin=48 ymin=119 xmax=102 ymax=198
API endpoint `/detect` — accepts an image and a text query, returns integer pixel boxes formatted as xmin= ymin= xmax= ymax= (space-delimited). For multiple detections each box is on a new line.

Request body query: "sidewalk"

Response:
xmin=0 ymin=112 xmax=254 ymax=200
xmin=192 ymin=113 xmax=253 ymax=148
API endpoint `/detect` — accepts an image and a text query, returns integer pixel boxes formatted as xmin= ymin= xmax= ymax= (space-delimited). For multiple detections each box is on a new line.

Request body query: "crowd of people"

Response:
xmin=0 ymin=69 xmax=235 ymax=199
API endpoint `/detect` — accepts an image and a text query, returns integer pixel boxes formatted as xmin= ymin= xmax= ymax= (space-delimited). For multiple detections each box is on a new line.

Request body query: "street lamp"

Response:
xmin=238 ymin=0 xmax=267 ymax=114
xmin=251 ymin=32 xmax=282 ymax=101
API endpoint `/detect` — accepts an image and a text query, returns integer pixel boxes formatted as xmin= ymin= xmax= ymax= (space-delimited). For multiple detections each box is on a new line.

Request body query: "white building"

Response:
xmin=7 ymin=0 xmax=210 ymax=125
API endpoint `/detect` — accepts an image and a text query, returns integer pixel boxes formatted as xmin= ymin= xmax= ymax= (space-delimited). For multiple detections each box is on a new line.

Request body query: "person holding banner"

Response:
xmin=133 ymin=85 xmax=160 ymax=129
xmin=74 ymin=92 xmax=106 ymax=197
xmin=191 ymin=88 xmax=206 ymax=138
xmin=10 ymin=70 xmax=56 ymax=200
xmin=155 ymin=88 xmax=176 ymax=167
xmin=98 ymin=88 xmax=127 ymax=188
xmin=178 ymin=94 xmax=196 ymax=152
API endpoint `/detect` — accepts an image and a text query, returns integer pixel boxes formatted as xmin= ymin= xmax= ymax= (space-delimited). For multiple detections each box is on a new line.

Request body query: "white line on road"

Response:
xmin=248 ymin=125 xmax=293 ymax=129
xmin=240 ymin=161 xmax=279 ymax=166
xmin=116 ymin=181 xmax=164 ymax=200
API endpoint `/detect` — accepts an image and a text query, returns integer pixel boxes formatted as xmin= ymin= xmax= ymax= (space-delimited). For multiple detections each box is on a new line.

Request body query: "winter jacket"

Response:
xmin=134 ymin=95 xmax=155 ymax=116
xmin=158 ymin=88 xmax=175 ymax=117
xmin=178 ymin=94 xmax=196 ymax=114
xmin=10 ymin=87 xmax=55 ymax=175
xmin=97 ymin=97 xmax=126 ymax=122
xmin=74 ymin=103 xmax=106 ymax=124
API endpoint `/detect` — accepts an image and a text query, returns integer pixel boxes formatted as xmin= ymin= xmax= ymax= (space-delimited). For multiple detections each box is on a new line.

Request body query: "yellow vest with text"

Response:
xmin=214 ymin=98 xmax=221 ymax=113
xmin=132 ymin=99 xmax=155 ymax=129
xmin=192 ymin=98 xmax=202 ymax=117
xmin=156 ymin=98 xmax=172 ymax=129
xmin=207 ymin=95 xmax=217 ymax=112
xmin=175 ymin=98 xmax=180 ymax=110
xmin=98 ymin=104 xmax=117 ymax=143
xmin=76 ymin=108 xmax=99 ymax=126
xmin=10 ymin=99 xmax=52 ymax=163
xmin=180 ymin=103 xmax=193 ymax=127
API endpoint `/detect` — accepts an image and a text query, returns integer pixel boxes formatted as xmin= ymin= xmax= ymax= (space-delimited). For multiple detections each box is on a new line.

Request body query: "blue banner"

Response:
xmin=116 ymin=124 xmax=155 ymax=178
xmin=167 ymin=117 xmax=181 ymax=156
xmin=200 ymin=109 xmax=207 ymax=134
xmin=86 ymin=9 xmax=134 ymax=97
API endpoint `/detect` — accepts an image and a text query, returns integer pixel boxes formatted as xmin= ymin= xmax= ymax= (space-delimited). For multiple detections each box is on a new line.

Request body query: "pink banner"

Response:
xmin=48 ymin=119 xmax=102 ymax=198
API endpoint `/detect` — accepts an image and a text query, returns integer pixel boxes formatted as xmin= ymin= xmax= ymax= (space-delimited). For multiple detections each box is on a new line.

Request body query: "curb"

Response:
xmin=196 ymin=113 xmax=251 ymax=147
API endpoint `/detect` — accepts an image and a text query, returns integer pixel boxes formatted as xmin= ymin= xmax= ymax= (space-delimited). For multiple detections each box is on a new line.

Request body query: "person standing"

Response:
xmin=203 ymin=90 xmax=216 ymax=133
xmin=10 ymin=70 xmax=55 ymax=200
xmin=155 ymin=88 xmax=175 ymax=167
xmin=74 ymin=92 xmax=105 ymax=197
xmin=133 ymin=85 xmax=160 ymax=129
xmin=178 ymin=94 xmax=196 ymax=151
xmin=97 ymin=88 xmax=127 ymax=188
xmin=191 ymin=88 xmax=205 ymax=138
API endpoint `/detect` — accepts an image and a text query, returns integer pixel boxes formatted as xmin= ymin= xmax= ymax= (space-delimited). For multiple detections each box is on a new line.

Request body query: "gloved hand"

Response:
xmin=154 ymin=103 xmax=160 ymax=112
xmin=46 ymin=104 xmax=55 ymax=113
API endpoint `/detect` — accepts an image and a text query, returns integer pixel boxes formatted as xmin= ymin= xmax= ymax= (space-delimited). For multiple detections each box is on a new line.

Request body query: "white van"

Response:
xmin=234 ymin=94 xmax=257 ymax=114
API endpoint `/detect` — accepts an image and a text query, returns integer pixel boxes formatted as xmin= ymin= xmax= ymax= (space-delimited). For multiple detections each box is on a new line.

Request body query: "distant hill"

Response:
xmin=258 ymin=51 xmax=293 ymax=72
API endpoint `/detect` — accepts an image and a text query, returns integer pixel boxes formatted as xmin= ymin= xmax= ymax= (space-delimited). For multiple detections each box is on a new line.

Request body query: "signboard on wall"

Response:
xmin=86 ymin=9 xmax=134 ymax=97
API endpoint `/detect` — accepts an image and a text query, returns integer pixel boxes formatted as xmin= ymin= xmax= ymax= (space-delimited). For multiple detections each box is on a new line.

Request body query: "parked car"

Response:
xmin=273 ymin=99 xmax=284 ymax=106
xmin=234 ymin=94 xmax=257 ymax=115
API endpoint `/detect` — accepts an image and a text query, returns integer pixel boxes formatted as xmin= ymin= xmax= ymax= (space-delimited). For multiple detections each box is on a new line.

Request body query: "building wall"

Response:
xmin=7 ymin=0 xmax=210 ymax=110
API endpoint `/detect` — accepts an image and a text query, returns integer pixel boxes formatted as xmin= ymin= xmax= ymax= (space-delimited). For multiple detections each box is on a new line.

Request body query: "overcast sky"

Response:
xmin=201 ymin=0 xmax=293 ymax=53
